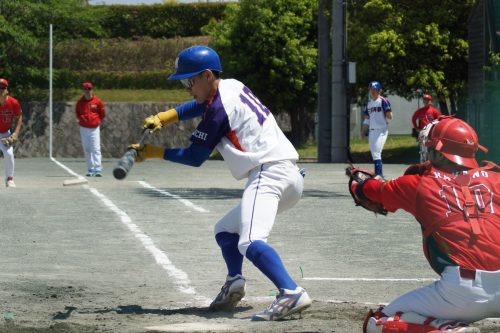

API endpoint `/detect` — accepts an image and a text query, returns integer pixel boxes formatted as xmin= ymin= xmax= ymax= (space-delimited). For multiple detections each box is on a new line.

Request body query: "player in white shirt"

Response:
xmin=361 ymin=81 xmax=393 ymax=177
xmin=129 ymin=46 xmax=311 ymax=321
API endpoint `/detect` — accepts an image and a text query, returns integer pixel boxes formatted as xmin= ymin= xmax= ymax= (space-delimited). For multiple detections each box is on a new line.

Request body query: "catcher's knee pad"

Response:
xmin=363 ymin=307 xmax=442 ymax=333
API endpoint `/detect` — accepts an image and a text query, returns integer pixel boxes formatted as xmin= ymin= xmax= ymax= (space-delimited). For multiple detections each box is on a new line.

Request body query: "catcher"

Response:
xmin=348 ymin=116 xmax=500 ymax=333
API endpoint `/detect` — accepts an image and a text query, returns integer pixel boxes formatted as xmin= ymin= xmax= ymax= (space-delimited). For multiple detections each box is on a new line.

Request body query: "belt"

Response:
xmin=459 ymin=267 xmax=477 ymax=280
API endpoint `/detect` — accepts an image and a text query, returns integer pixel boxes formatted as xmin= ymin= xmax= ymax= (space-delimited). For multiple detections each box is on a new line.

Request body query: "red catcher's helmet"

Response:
xmin=425 ymin=116 xmax=488 ymax=168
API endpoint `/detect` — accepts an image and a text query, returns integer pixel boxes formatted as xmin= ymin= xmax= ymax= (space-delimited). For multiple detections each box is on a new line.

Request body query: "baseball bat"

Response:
xmin=113 ymin=129 xmax=150 ymax=180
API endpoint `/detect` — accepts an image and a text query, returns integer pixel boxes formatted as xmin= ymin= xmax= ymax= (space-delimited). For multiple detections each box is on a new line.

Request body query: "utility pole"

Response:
xmin=317 ymin=0 xmax=332 ymax=162
xmin=330 ymin=0 xmax=348 ymax=162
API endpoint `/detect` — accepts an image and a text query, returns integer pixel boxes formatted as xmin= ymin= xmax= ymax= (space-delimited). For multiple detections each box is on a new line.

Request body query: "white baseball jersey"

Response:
xmin=195 ymin=79 xmax=298 ymax=179
xmin=364 ymin=96 xmax=391 ymax=129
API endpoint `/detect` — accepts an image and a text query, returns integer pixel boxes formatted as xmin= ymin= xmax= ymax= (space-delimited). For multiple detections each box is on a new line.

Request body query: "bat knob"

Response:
xmin=113 ymin=167 xmax=127 ymax=180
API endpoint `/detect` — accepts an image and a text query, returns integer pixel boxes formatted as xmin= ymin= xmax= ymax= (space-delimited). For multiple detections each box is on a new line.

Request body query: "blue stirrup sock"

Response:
xmin=374 ymin=159 xmax=383 ymax=176
xmin=246 ymin=240 xmax=298 ymax=291
xmin=215 ymin=232 xmax=243 ymax=277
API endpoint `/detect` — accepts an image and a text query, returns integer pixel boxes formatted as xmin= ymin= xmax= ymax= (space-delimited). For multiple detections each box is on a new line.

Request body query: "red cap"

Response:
xmin=82 ymin=82 xmax=93 ymax=89
xmin=422 ymin=94 xmax=432 ymax=101
xmin=0 ymin=78 xmax=9 ymax=87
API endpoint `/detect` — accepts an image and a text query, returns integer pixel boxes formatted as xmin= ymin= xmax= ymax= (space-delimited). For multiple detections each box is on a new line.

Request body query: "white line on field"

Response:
xmin=303 ymin=277 xmax=437 ymax=282
xmin=51 ymin=158 xmax=208 ymax=302
xmin=138 ymin=181 xmax=209 ymax=213
xmin=50 ymin=157 xmax=87 ymax=181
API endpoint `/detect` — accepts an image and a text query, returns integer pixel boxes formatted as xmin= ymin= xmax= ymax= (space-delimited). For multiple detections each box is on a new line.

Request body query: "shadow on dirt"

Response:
xmin=53 ymin=304 xmax=252 ymax=320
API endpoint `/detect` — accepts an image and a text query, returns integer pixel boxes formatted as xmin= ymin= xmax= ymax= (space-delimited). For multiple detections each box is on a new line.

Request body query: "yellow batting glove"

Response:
xmin=127 ymin=144 xmax=164 ymax=163
xmin=143 ymin=109 xmax=179 ymax=132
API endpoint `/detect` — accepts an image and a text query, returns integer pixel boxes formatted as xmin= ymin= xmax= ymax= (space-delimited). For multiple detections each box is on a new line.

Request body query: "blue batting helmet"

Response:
xmin=368 ymin=81 xmax=382 ymax=90
xmin=168 ymin=46 xmax=222 ymax=80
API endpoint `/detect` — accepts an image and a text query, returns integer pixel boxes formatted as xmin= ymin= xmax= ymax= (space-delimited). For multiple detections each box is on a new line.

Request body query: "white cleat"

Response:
xmin=5 ymin=178 xmax=15 ymax=188
xmin=209 ymin=274 xmax=246 ymax=311
xmin=251 ymin=287 xmax=311 ymax=321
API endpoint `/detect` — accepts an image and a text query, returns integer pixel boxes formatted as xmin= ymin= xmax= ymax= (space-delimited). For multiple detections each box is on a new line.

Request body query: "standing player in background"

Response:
xmin=352 ymin=116 xmax=499 ymax=333
xmin=0 ymin=78 xmax=22 ymax=188
xmin=361 ymin=81 xmax=392 ymax=177
xmin=129 ymin=45 xmax=311 ymax=321
xmin=76 ymin=82 xmax=105 ymax=177
xmin=412 ymin=94 xmax=442 ymax=163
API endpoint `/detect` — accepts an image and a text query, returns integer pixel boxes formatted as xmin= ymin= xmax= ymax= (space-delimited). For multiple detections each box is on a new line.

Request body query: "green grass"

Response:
xmin=61 ymin=89 xmax=192 ymax=102
xmin=297 ymin=135 xmax=420 ymax=164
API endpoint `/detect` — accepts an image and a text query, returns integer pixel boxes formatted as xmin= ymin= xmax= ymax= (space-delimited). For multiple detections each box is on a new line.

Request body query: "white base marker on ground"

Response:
xmin=303 ymin=277 xmax=437 ymax=282
xmin=138 ymin=181 xmax=209 ymax=213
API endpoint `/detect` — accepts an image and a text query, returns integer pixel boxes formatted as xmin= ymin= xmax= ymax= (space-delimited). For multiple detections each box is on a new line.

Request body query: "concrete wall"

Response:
xmin=16 ymin=102 xmax=198 ymax=158
xmin=15 ymin=102 xmax=292 ymax=158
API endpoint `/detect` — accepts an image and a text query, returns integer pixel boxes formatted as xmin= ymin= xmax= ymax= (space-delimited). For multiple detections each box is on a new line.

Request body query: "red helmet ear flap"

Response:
xmin=435 ymin=140 xmax=443 ymax=151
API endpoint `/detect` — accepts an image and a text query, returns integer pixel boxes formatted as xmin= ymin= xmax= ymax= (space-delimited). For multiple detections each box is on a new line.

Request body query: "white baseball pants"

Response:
xmin=368 ymin=128 xmax=388 ymax=160
xmin=383 ymin=266 xmax=500 ymax=323
xmin=214 ymin=160 xmax=304 ymax=255
xmin=79 ymin=126 xmax=102 ymax=173
xmin=0 ymin=131 xmax=14 ymax=179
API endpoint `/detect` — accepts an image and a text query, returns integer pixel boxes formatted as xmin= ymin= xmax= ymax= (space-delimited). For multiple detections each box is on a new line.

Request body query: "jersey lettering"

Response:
xmin=439 ymin=184 xmax=494 ymax=217
xmin=239 ymin=86 xmax=270 ymax=125
xmin=192 ymin=129 xmax=208 ymax=141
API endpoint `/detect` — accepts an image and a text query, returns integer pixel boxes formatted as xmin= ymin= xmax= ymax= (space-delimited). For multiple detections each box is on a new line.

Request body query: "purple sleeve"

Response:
xmin=190 ymin=94 xmax=230 ymax=150
xmin=382 ymin=98 xmax=392 ymax=112
xmin=175 ymin=100 xmax=205 ymax=120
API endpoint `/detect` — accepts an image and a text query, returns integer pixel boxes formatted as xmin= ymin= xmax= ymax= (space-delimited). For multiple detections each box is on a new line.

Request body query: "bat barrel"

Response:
xmin=113 ymin=149 xmax=138 ymax=180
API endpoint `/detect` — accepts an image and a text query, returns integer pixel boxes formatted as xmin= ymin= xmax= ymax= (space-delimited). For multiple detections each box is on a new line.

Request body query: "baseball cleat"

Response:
xmin=95 ymin=172 xmax=103 ymax=177
xmin=251 ymin=287 xmax=311 ymax=321
xmin=86 ymin=172 xmax=94 ymax=177
xmin=209 ymin=274 xmax=246 ymax=311
xmin=5 ymin=177 xmax=15 ymax=188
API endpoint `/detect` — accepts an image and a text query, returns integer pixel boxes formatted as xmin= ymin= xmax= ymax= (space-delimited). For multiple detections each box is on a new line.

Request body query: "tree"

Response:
xmin=202 ymin=0 xmax=318 ymax=145
xmin=0 ymin=0 xmax=104 ymax=98
xmin=348 ymin=0 xmax=475 ymax=113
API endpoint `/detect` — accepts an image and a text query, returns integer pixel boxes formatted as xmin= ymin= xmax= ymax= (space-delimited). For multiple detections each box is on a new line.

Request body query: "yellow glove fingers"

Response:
xmin=143 ymin=109 xmax=178 ymax=132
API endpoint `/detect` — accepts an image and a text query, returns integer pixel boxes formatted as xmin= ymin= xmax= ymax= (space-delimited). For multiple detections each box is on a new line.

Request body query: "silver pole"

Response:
xmin=49 ymin=24 xmax=53 ymax=158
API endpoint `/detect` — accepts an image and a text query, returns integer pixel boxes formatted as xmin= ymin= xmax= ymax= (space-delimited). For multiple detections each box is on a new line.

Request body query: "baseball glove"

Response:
xmin=0 ymin=136 xmax=17 ymax=147
xmin=346 ymin=166 xmax=388 ymax=215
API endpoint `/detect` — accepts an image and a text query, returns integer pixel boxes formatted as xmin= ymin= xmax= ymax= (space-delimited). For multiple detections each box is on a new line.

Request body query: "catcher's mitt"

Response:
xmin=345 ymin=166 xmax=388 ymax=215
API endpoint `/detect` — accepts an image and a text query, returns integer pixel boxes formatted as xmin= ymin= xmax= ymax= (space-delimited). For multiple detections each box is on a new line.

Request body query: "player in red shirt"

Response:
xmin=353 ymin=117 xmax=499 ymax=333
xmin=412 ymin=94 xmax=442 ymax=163
xmin=76 ymin=82 xmax=106 ymax=177
xmin=0 ymin=78 xmax=23 ymax=188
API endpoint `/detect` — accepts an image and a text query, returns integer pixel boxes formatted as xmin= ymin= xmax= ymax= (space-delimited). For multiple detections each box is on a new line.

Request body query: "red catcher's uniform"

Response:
xmin=363 ymin=161 xmax=500 ymax=274
xmin=0 ymin=96 xmax=22 ymax=133
xmin=76 ymin=95 xmax=105 ymax=128
xmin=411 ymin=105 xmax=441 ymax=131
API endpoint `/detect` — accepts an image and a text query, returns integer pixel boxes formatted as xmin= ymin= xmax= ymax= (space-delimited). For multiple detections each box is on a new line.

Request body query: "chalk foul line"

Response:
xmin=51 ymin=158 xmax=208 ymax=302
xmin=138 ymin=181 xmax=209 ymax=213
xmin=303 ymin=277 xmax=437 ymax=282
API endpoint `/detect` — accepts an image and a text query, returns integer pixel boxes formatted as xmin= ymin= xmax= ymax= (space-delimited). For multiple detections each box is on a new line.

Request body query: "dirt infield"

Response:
xmin=0 ymin=158 xmax=498 ymax=333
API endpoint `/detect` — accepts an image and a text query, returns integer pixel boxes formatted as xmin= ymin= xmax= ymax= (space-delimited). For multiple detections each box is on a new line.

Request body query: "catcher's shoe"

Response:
xmin=209 ymin=274 xmax=246 ymax=311
xmin=251 ymin=287 xmax=311 ymax=321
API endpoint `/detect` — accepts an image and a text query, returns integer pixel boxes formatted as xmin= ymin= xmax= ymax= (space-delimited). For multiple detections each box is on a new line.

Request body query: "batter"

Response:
xmin=129 ymin=45 xmax=311 ymax=321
